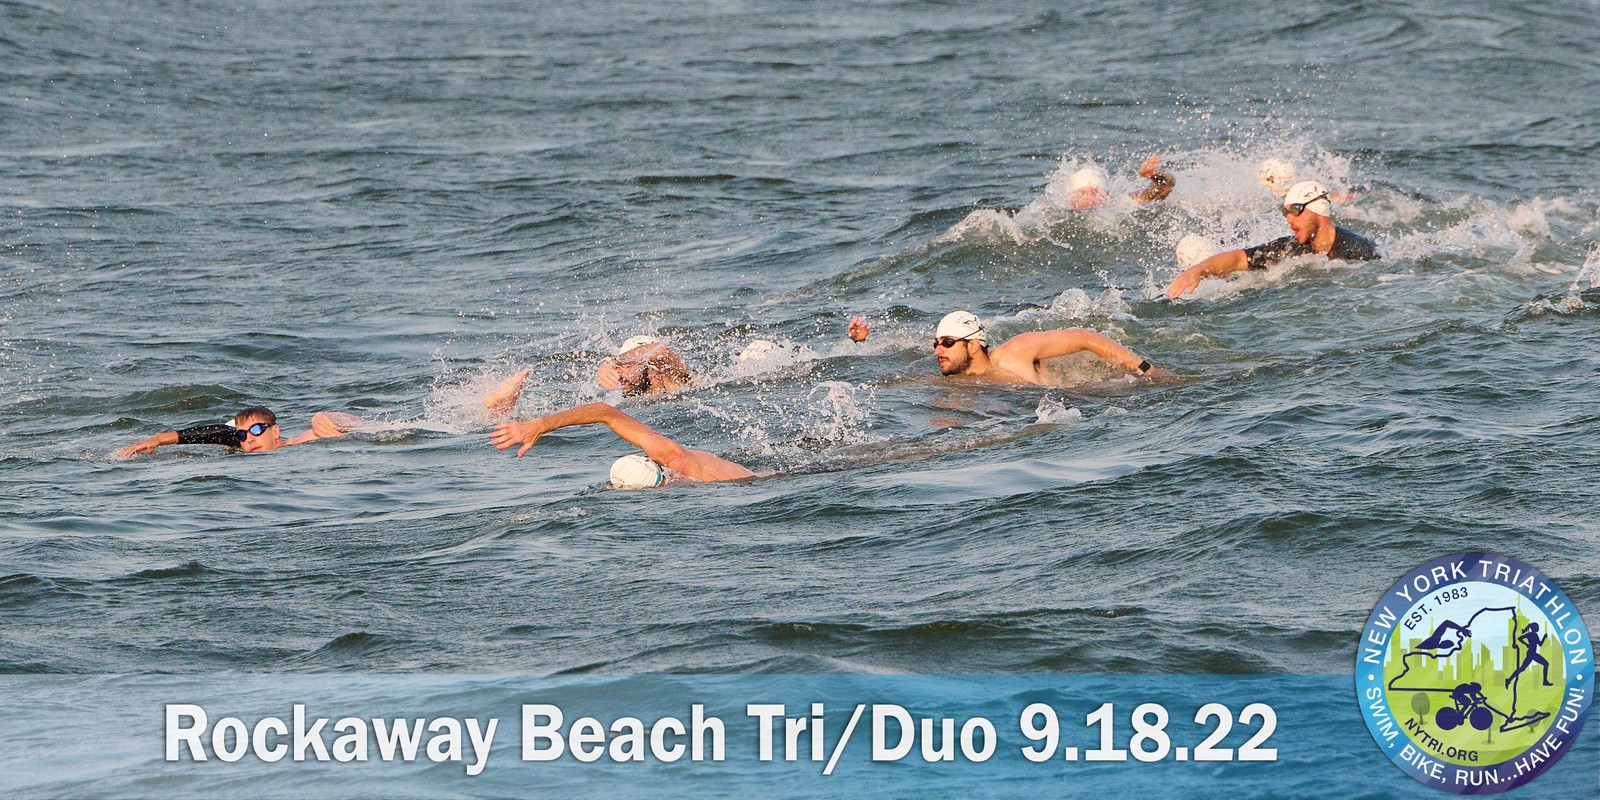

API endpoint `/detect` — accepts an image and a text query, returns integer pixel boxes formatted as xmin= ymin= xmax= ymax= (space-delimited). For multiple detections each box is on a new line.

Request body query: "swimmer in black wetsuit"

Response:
xmin=1165 ymin=180 xmax=1379 ymax=298
xmin=115 ymin=370 xmax=530 ymax=457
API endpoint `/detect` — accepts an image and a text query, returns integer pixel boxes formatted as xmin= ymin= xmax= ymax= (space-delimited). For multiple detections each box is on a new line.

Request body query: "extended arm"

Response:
xmin=1010 ymin=329 xmax=1154 ymax=374
xmin=117 ymin=424 xmax=239 ymax=457
xmin=283 ymin=412 xmax=360 ymax=445
xmin=1129 ymin=155 xmax=1175 ymax=203
xmin=1164 ymin=249 xmax=1248 ymax=298
xmin=490 ymin=402 xmax=688 ymax=463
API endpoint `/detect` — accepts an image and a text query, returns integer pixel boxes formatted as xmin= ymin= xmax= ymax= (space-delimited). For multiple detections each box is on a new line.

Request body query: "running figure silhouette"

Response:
xmin=1505 ymin=622 xmax=1554 ymax=688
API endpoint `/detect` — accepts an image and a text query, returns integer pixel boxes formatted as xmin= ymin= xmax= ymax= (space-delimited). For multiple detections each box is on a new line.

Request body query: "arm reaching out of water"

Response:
xmin=1130 ymin=155 xmax=1175 ymax=203
xmin=283 ymin=412 xmax=361 ymax=445
xmin=848 ymin=315 xmax=870 ymax=342
xmin=490 ymin=402 xmax=756 ymax=482
xmin=998 ymin=329 xmax=1157 ymax=375
xmin=1165 ymin=249 xmax=1249 ymax=298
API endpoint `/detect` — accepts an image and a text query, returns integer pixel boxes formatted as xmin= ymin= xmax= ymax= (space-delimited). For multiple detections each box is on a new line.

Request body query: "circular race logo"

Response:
xmin=1357 ymin=553 xmax=1592 ymax=793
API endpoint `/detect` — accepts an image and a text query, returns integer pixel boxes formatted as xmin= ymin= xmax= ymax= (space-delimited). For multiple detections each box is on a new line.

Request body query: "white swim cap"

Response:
xmin=617 ymin=335 xmax=659 ymax=355
xmin=1284 ymin=181 xmax=1332 ymax=217
xmin=609 ymin=454 xmax=664 ymax=489
xmin=1257 ymin=158 xmax=1296 ymax=194
xmin=736 ymin=339 xmax=779 ymax=361
xmin=1068 ymin=166 xmax=1108 ymax=193
xmin=935 ymin=311 xmax=986 ymax=344
xmin=1174 ymin=234 xmax=1218 ymax=268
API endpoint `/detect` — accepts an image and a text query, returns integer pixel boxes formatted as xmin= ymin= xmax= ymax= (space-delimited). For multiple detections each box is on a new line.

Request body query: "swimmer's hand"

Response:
xmin=1138 ymin=155 xmax=1164 ymax=179
xmin=595 ymin=359 xmax=622 ymax=390
xmin=310 ymin=412 xmax=359 ymax=439
xmin=491 ymin=418 xmax=549 ymax=458
xmin=847 ymin=315 xmax=870 ymax=342
xmin=117 ymin=435 xmax=167 ymax=458
xmin=1164 ymin=269 xmax=1202 ymax=299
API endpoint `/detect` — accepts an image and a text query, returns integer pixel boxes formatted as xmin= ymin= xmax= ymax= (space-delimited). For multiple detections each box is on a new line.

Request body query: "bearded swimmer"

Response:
xmin=116 ymin=370 xmax=529 ymax=457
xmin=925 ymin=311 xmax=1160 ymax=385
xmin=490 ymin=402 xmax=757 ymax=489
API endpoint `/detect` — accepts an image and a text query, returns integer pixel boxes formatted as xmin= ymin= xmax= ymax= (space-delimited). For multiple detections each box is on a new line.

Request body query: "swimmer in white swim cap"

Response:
xmin=492 ymin=402 xmax=760 ymax=487
xmin=1174 ymin=234 xmax=1219 ymax=268
xmin=1257 ymin=158 xmax=1296 ymax=196
xmin=1164 ymin=180 xmax=1380 ymax=298
xmin=931 ymin=310 xmax=1161 ymax=385
xmin=1067 ymin=156 xmax=1176 ymax=209
xmin=595 ymin=336 xmax=693 ymax=396
xmin=735 ymin=339 xmax=780 ymax=361
xmin=609 ymin=453 xmax=665 ymax=489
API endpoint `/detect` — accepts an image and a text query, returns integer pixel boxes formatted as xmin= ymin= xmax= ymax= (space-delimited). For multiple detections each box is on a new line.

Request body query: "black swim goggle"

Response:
xmin=235 ymin=422 xmax=275 ymax=441
xmin=1283 ymin=193 xmax=1329 ymax=216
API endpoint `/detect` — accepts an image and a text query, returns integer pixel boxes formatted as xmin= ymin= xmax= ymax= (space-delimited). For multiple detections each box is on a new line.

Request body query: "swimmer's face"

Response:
xmin=934 ymin=337 xmax=974 ymax=375
xmin=235 ymin=417 xmax=283 ymax=452
xmin=595 ymin=358 xmax=652 ymax=395
xmin=1072 ymin=186 xmax=1109 ymax=209
xmin=1284 ymin=207 xmax=1325 ymax=244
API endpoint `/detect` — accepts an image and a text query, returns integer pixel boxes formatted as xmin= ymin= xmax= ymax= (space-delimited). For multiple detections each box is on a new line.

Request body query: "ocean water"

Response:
xmin=2 ymin=0 xmax=1598 ymax=794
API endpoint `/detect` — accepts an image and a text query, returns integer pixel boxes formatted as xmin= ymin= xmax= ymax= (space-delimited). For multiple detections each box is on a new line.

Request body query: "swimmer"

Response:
xmin=490 ymin=402 xmax=758 ymax=488
xmin=595 ymin=336 xmax=693 ymax=396
xmin=1069 ymin=156 xmax=1176 ymax=209
xmin=930 ymin=311 xmax=1161 ymax=386
xmin=116 ymin=370 xmax=529 ymax=457
xmin=1257 ymin=158 xmax=1357 ymax=203
xmin=1164 ymin=181 xmax=1379 ymax=298
xmin=1257 ymin=158 xmax=1297 ymax=197
xmin=1174 ymin=234 xmax=1219 ymax=269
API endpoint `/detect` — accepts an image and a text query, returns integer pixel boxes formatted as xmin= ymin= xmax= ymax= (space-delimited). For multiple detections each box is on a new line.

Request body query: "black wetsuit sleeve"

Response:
xmin=176 ymin=424 xmax=241 ymax=448
xmin=1243 ymin=236 xmax=1307 ymax=270
xmin=1331 ymin=227 xmax=1380 ymax=261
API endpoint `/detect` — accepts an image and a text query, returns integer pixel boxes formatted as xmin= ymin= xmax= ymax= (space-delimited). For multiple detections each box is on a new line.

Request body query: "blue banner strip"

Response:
xmin=0 ymin=674 xmax=1593 ymax=798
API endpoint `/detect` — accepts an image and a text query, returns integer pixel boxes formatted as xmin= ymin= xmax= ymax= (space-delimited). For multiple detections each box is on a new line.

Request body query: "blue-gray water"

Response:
xmin=2 ymin=0 xmax=1598 ymax=794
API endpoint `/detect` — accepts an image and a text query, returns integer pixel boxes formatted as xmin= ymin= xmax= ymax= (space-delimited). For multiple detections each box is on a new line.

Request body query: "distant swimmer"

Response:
xmin=116 ymin=370 xmax=529 ymax=457
xmin=490 ymin=402 xmax=758 ymax=488
xmin=1257 ymin=158 xmax=1356 ymax=203
xmin=595 ymin=336 xmax=693 ymax=396
xmin=1069 ymin=155 xmax=1176 ymax=209
xmin=1164 ymin=181 xmax=1379 ymax=298
xmin=928 ymin=310 xmax=1160 ymax=386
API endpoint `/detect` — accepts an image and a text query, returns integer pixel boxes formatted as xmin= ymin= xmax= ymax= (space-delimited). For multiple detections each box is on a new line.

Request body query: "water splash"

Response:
xmin=1034 ymin=396 xmax=1084 ymax=425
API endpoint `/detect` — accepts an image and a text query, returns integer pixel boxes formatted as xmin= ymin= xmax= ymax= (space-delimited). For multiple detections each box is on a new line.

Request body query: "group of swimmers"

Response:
xmin=118 ymin=154 xmax=1382 ymax=490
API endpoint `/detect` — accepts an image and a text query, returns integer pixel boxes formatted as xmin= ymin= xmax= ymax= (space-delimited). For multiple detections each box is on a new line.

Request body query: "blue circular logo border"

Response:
xmin=1356 ymin=552 xmax=1592 ymax=794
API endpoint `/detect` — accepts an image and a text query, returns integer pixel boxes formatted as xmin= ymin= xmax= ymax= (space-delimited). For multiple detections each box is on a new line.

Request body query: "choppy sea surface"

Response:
xmin=3 ymin=0 xmax=1597 ymax=755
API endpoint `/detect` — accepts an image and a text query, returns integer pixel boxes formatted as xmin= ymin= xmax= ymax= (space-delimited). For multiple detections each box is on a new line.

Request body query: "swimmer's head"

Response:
xmin=735 ymin=339 xmax=780 ymax=362
xmin=231 ymin=406 xmax=284 ymax=453
xmin=1174 ymin=234 xmax=1218 ymax=268
xmin=1284 ymin=181 xmax=1332 ymax=217
xmin=617 ymin=335 xmax=659 ymax=356
xmin=1069 ymin=166 xmax=1107 ymax=193
xmin=1283 ymin=181 xmax=1332 ymax=245
xmin=1257 ymin=158 xmax=1296 ymax=195
xmin=934 ymin=311 xmax=986 ymax=375
xmin=609 ymin=454 xmax=665 ymax=490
